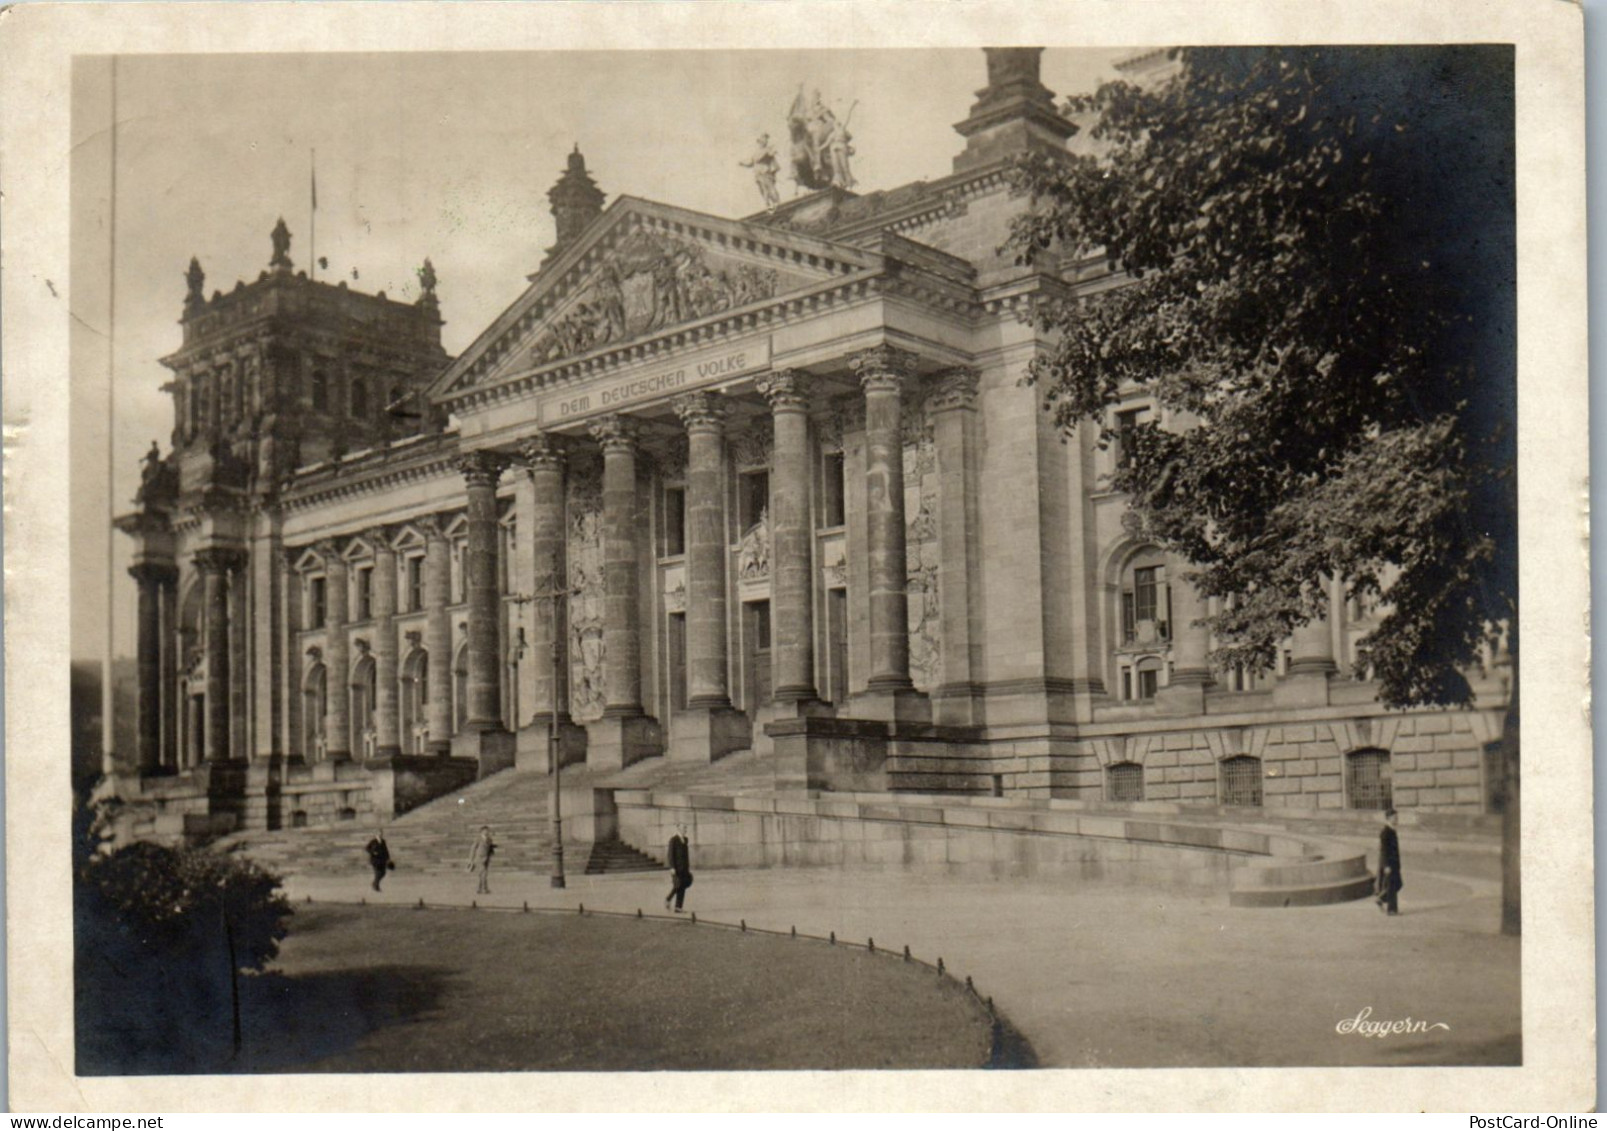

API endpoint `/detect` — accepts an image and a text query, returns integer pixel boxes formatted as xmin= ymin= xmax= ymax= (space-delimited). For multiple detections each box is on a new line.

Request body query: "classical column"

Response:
xmin=1168 ymin=562 xmax=1213 ymax=687
xmin=756 ymin=371 xmax=817 ymax=703
xmin=129 ymin=561 xmax=176 ymax=774
xmin=1288 ymin=598 xmax=1338 ymax=677
xmin=423 ymin=520 xmax=454 ymax=754
xmin=458 ymin=451 xmax=511 ymax=731
xmin=159 ymin=570 xmax=178 ymax=770
xmin=929 ymin=368 xmax=981 ymax=704
xmin=322 ymin=544 xmax=352 ymax=760
xmin=590 ymin=415 xmax=645 ymax=717
xmin=850 ymin=346 xmax=919 ymax=693
xmin=674 ymin=393 xmax=733 ymax=709
xmin=195 ymin=548 xmax=243 ymax=763
xmin=371 ymin=529 xmax=401 ymax=757
xmin=520 ymin=434 xmax=572 ymax=723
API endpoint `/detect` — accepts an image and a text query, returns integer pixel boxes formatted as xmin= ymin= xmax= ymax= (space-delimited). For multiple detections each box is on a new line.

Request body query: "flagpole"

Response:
xmin=102 ymin=55 xmax=119 ymax=777
xmin=310 ymin=148 xmax=317 ymax=280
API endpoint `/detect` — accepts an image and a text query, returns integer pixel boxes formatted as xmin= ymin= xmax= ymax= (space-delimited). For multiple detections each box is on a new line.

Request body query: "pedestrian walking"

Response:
xmin=467 ymin=825 xmax=496 ymax=895
xmin=665 ymin=823 xmax=693 ymax=913
xmin=365 ymin=828 xmax=392 ymax=893
xmin=1376 ymin=807 xmax=1403 ymax=915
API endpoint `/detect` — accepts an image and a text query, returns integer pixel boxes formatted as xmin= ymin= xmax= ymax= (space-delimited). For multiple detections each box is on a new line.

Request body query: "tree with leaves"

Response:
xmin=1007 ymin=46 xmax=1517 ymax=932
xmin=75 ymin=791 xmax=294 ymax=1070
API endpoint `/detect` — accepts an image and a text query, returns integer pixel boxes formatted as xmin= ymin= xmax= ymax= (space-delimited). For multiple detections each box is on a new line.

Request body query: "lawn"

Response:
xmin=80 ymin=904 xmax=1017 ymax=1073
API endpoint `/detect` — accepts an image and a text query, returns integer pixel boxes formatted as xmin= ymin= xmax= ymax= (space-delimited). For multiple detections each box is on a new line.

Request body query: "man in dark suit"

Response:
xmin=1376 ymin=807 xmax=1403 ymax=915
xmin=665 ymin=825 xmax=693 ymax=913
xmin=365 ymin=829 xmax=391 ymax=893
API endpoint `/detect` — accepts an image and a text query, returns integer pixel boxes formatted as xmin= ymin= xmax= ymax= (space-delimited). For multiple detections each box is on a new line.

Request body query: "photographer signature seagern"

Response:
xmin=1335 ymin=1007 xmax=1452 ymax=1038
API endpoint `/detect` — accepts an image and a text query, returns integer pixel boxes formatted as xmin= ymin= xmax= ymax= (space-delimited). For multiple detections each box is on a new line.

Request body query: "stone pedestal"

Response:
xmin=669 ymin=705 xmax=752 ymax=763
xmin=451 ymin=726 xmax=517 ymax=779
xmin=769 ymin=715 xmax=890 ymax=794
xmin=849 ymin=687 xmax=933 ymax=727
xmin=515 ymin=715 xmax=589 ymax=771
xmin=1155 ymin=680 xmax=1206 ymax=715
xmin=586 ymin=713 xmax=663 ymax=771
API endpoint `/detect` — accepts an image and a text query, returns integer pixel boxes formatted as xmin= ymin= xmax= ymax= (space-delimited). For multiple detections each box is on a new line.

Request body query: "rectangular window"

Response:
xmin=740 ymin=470 xmax=769 ymax=533
xmin=668 ymin=612 xmax=687 ymax=712
xmin=1133 ymin=566 xmax=1159 ymax=623
xmin=407 ymin=556 xmax=424 ymax=612
xmin=309 ymin=576 xmax=327 ymax=628
xmin=1137 ymin=667 xmax=1159 ymax=700
xmin=663 ymin=487 xmax=686 ymax=557
xmin=753 ymin=598 xmax=772 ymax=651
xmin=451 ymin=540 xmax=466 ymax=604
xmin=356 ymin=567 xmax=373 ymax=621
xmin=1120 ymin=667 xmax=1132 ymax=701
xmin=1122 ymin=592 xmax=1137 ymax=644
xmin=1115 ymin=406 xmax=1151 ymax=467
xmin=822 ymin=452 xmax=846 ymax=528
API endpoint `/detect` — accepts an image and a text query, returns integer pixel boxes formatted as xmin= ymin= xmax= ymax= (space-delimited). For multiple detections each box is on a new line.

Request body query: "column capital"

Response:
xmin=672 ymin=391 xmax=728 ymax=433
xmin=928 ymin=366 xmax=980 ymax=412
xmin=849 ymin=345 xmax=919 ymax=393
xmin=193 ymin=546 xmax=246 ymax=575
xmin=457 ymin=449 xmax=511 ymax=488
xmin=755 ymin=369 xmax=812 ymax=413
xmin=129 ymin=560 xmax=179 ymax=587
xmin=589 ymin=413 xmax=640 ymax=455
xmin=519 ymin=432 xmax=568 ymax=472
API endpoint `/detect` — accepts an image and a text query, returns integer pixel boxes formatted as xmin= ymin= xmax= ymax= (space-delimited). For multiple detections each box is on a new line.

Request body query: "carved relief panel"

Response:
xmin=564 ymin=451 xmax=607 ymax=722
xmin=903 ymin=386 xmax=940 ymax=693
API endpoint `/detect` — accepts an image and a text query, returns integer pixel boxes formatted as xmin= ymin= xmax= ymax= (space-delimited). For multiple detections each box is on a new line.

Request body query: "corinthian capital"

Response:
xmin=672 ymin=391 xmax=728 ymax=433
xmin=849 ymin=345 xmax=919 ymax=394
xmin=928 ymin=367 xmax=980 ymax=412
xmin=755 ymin=369 xmax=811 ymax=413
xmin=519 ymin=433 xmax=567 ymax=473
xmin=193 ymin=546 xmax=246 ymax=575
xmin=589 ymin=414 xmax=640 ymax=455
xmin=456 ymin=449 xmax=511 ymax=488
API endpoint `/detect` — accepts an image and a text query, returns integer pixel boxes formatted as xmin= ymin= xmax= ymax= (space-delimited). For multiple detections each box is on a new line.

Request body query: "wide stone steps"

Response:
xmin=585 ymin=838 xmax=665 ymax=875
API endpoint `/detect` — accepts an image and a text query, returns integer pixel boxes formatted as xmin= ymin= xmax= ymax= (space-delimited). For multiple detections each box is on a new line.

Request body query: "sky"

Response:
xmin=71 ymin=47 xmax=1128 ymax=662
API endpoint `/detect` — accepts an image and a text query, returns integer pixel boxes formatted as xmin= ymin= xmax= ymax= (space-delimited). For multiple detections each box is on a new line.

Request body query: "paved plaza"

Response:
xmin=285 ymin=840 xmax=1518 ymax=1068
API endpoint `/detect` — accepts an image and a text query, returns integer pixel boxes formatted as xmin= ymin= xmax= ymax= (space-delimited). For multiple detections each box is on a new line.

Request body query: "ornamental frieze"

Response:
xmin=526 ymin=232 xmax=779 ymax=369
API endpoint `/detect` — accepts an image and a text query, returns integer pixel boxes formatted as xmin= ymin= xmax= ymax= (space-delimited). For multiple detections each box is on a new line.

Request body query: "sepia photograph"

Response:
xmin=4 ymin=0 xmax=1591 ymax=1113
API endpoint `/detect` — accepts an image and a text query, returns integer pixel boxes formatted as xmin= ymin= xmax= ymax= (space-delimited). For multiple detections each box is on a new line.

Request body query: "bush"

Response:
xmin=74 ymin=799 xmax=293 ymax=1073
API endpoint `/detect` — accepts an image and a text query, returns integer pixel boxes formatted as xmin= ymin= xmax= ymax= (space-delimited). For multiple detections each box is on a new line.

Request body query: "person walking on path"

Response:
xmin=665 ymin=824 xmax=693 ymax=913
xmin=467 ymin=825 xmax=496 ymax=895
xmin=365 ymin=829 xmax=392 ymax=893
xmin=1376 ymin=808 xmax=1403 ymax=915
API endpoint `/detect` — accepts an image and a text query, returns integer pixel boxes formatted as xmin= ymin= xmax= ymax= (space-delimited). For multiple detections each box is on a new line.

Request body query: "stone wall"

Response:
xmin=613 ymin=788 xmax=1325 ymax=891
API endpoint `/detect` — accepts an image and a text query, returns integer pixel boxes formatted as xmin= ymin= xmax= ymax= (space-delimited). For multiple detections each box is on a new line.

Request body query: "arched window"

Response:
xmin=401 ymin=647 xmax=428 ymax=754
xmin=302 ymin=663 xmax=328 ymax=761
xmin=311 ymin=368 xmax=329 ymax=412
xmin=352 ymin=655 xmax=377 ymax=758
xmin=1346 ymin=748 xmax=1394 ymax=810
xmin=453 ymin=643 xmax=469 ymax=733
xmin=1120 ymin=550 xmax=1172 ymax=646
xmin=1107 ymin=761 xmax=1145 ymax=802
xmin=350 ymin=376 xmax=368 ymax=419
xmin=1220 ymin=755 xmax=1264 ymax=807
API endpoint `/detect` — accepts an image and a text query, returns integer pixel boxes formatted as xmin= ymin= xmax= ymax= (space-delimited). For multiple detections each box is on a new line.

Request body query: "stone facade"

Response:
xmin=112 ymin=49 xmax=1511 ymax=843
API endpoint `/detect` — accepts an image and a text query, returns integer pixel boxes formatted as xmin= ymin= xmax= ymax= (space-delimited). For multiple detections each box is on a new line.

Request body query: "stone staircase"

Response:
xmin=584 ymin=838 xmax=664 ymax=875
xmin=218 ymin=748 xmax=783 ymax=880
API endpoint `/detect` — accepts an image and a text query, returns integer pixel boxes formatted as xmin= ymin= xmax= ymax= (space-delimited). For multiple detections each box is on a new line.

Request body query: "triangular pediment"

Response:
xmin=432 ymin=196 xmax=883 ymax=399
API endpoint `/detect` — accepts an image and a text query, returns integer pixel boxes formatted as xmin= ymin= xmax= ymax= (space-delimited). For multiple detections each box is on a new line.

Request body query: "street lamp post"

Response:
xmin=527 ymin=566 xmax=578 ymax=890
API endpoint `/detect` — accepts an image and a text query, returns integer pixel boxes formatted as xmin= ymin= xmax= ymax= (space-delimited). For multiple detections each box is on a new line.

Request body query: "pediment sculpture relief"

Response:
xmin=528 ymin=232 xmax=779 ymax=367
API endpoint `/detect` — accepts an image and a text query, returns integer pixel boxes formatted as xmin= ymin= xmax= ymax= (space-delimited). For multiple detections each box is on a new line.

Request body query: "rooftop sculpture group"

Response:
xmin=741 ymin=85 xmax=857 ymax=209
